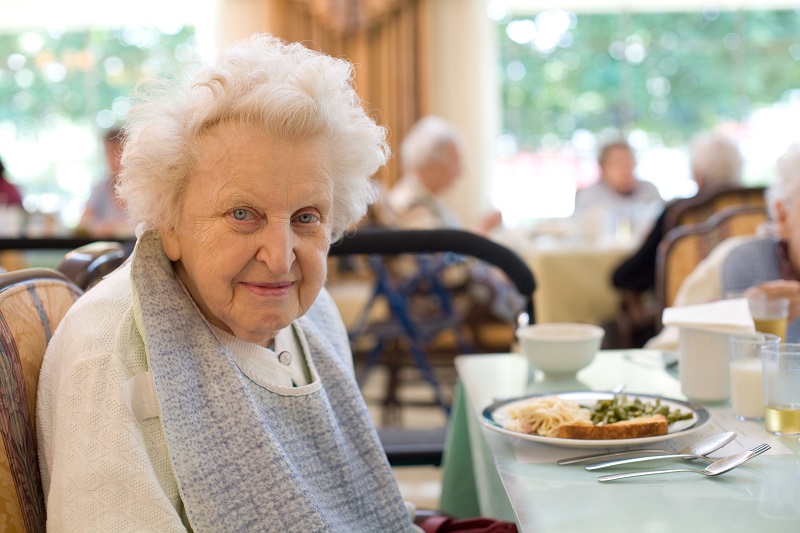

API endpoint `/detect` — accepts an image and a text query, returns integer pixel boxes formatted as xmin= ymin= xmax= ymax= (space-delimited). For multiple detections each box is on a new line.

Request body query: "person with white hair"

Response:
xmin=613 ymin=132 xmax=743 ymax=295
xmin=381 ymin=115 xmax=502 ymax=234
xmin=36 ymin=34 xmax=416 ymax=531
xmin=646 ymin=143 xmax=800 ymax=349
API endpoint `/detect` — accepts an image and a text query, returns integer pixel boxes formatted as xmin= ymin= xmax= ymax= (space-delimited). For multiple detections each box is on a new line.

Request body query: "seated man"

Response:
xmin=573 ymin=140 xmax=663 ymax=234
xmin=647 ymin=144 xmax=800 ymax=350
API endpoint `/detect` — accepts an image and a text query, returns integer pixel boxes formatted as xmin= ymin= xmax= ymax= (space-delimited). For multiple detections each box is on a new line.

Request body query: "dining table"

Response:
xmin=438 ymin=350 xmax=800 ymax=532
xmin=491 ymin=227 xmax=637 ymax=325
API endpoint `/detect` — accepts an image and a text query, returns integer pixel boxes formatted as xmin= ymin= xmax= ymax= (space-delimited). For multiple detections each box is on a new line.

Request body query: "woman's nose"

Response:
xmin=256 ymin=225 xmax=295 ymax=274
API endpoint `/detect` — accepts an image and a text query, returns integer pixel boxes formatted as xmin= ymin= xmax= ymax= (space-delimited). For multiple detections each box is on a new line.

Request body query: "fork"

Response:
xmin=597 ymin=444 xmax=770 ymax=482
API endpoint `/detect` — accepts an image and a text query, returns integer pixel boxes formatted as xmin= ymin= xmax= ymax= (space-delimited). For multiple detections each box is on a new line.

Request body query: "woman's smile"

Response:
xmin=240 ymin=280 xmax=295 ymax=297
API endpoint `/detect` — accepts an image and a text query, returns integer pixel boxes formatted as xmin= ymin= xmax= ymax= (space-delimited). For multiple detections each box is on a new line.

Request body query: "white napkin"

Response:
xmin=662 ymin=297 xmax=755 ymax=333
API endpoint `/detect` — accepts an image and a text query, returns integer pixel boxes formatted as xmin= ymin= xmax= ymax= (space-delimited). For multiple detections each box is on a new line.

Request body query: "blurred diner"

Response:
xmin=381 ymin=115 xmax=502 ymax=235
xmin=612 ymin=131 xmax=743 ymax=295
xmin=380 ymin=115 xmax=523 ymax=326
xmin=648 ymin=143 xmax=800 ymax=350
xmin=572 ymin=140 xmax=664 ymax=241
xmin=36 ymin=33 xmax=417 ymax=531
xmin=76 ymin=128 xmax=136 ymax=238
xmin=0 ymin=156 xmax=23 ymax=209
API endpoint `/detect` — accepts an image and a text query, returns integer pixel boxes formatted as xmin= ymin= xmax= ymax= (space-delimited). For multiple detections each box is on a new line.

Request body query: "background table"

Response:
xmin=492 ymin=230 xmax=636 ymax=325
xmin=440 ymin=351 xmax=800 ymax=532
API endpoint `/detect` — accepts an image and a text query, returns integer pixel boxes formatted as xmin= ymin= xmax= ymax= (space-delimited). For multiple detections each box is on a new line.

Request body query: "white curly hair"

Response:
xmin=767 ymin=143 xmax=800 ymax=218
xmin=690 ymin=132 xmax=742 ymax=187
xmin=117 ymin=33 xmax=388 ymax=241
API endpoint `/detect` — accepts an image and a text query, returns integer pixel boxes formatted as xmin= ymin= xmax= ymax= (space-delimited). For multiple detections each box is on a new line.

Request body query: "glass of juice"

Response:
xmin=748 ymin=295 xmax=789 ymax=340
xmin=761 ymin=343 xmax=800 ymax=435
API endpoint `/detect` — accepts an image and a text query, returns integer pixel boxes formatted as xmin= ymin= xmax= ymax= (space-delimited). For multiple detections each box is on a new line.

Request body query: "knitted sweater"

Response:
xmin=37 ymin=231 xmax=413 ymax=532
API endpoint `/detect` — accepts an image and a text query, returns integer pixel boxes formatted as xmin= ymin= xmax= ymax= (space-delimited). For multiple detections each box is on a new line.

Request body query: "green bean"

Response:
xmin=588 ymin=394 xmax=689 ymax=426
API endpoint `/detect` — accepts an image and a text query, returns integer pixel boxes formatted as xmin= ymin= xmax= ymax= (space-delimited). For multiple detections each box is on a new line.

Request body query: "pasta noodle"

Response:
xmin=502 ymin=396 xmax=592 ymax=437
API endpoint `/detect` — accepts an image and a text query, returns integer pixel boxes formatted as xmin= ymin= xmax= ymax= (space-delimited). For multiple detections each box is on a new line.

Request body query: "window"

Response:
xmin=0 ymin=1 xmax=213 ymax=232
xmin=490 ymin=6 xmax=800 ymax=224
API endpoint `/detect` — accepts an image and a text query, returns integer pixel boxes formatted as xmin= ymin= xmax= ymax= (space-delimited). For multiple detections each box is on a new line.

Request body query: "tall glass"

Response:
xmin=729 ymin=332 xmax=780 ymax=420
xmin=761 ymin=343 xmax=800 ymax=435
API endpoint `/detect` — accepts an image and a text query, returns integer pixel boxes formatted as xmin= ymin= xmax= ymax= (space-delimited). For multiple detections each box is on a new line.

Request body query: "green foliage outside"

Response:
xmin=497 ymin=9 xmax=800 ymax=150
xmin=0 ymin=26 xmax=198 ymax=203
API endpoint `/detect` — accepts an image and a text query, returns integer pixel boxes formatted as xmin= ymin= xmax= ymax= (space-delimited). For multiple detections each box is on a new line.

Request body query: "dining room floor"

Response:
xmin=360 ymin=363 xmax=452 ymax=512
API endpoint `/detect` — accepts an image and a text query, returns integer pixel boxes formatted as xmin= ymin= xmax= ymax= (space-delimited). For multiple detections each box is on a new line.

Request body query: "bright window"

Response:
xmin=0 ymin=1 xmax=215 ymax=232
xmin=490 ymin=7 xmax=800 ymax=225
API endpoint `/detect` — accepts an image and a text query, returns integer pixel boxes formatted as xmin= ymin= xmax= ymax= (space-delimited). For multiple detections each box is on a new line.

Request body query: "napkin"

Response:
xmin=662 ymin=297 xmax=755 ymax=333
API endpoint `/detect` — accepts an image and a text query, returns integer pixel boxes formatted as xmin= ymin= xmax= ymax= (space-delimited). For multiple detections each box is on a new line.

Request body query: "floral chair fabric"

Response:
xmin=0 ymin=269 xmax=82 ymax=532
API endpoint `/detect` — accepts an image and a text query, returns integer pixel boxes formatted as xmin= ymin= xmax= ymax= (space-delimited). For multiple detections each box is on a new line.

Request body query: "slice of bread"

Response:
xmin=557 ymin=414 xmax=668 ymax=440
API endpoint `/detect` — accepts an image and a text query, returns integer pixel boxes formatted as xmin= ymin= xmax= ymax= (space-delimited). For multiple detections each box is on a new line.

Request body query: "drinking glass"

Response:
xmin=748 ymin=295 xmax=789 ymax=340
xmin=761 ymin=343 xmax=800 ymax=435
xmin=729 ymin=332 xmax=780 ymax=420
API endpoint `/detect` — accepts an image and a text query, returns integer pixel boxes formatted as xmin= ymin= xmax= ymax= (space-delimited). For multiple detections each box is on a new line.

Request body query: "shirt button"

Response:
xmin=278 ymin=351 xmax=292 ymax=366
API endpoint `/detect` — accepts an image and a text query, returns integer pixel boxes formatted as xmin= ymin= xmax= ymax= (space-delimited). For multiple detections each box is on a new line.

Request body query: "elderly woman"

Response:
xmin=647 ymin=143 xmax=800 ymax=349
xmin=36 ymin=34 xmax=415 ymax=531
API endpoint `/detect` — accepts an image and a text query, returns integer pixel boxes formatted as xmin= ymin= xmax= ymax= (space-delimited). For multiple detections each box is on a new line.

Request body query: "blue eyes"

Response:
xmin=296 ymin=213 xmax=317 ymax=224
xmin=228 ymin=208 xmax=319 ymax=225
xmin=231 ymin=208 xmax=250 ymax=221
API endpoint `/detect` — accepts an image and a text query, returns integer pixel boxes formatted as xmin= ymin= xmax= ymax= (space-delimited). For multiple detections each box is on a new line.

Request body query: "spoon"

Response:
xmin=585 ymin=431 xmax=737 ymax=470
xmin=557 ymin=431 xmax=736 ymax=466
xmin=597 ymin=443 xmax=770 ymax=482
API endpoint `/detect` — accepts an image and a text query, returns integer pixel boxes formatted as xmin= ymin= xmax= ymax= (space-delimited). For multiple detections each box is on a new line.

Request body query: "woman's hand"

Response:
xmin=745 ymin=280 xmax=800 ymax=321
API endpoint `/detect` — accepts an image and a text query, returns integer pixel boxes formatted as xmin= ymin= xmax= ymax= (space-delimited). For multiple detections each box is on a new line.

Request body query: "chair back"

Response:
xmin=655 ymin=205 xmax=768 ymax=329
xmin=0 ymin=269 xmax=82 ymax=532
xmin=328 ymin=228 xmax=536 ymax=465
xmin=329 ymin=228 xmax=536 ymax=320
xmin=664 ymin=185 xmax=766 ymax=233
xmin=56 ymin=241 xmax=128 ymax=291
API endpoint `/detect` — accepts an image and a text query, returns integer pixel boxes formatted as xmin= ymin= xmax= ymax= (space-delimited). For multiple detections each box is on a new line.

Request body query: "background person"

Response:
xmin=76 ymin=128 xmax=136 ymax=238
xmin=646 ymin=143 xmax=800 ymax=349
xmin=0 ymin=156 xmax=23 ymax=208
xmin=573 ymin=140 xmax=663 ymax=238
xmin=381 ymin=115 xmax=502 ymax=235
xmin=380 ymin=115 xmax=522 ymax=328
xmin=612 ymin=132 xmax=743 ymax=294
xmin=37 ymin=34 xmax=416 ymax=531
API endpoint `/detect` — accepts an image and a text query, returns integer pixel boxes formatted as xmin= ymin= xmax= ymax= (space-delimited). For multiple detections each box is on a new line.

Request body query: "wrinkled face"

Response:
xmin=420 ymin=142 xmax=461 ymax=195
xmin=601 ymin=145 xmax=636 ymax=195
xmin=161 ymin=124 xmax=332 ymax=346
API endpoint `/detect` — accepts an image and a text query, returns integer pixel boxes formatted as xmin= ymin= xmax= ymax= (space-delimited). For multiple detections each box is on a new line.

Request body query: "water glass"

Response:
xmin=761 ymin=343 xmax=800 ymax=435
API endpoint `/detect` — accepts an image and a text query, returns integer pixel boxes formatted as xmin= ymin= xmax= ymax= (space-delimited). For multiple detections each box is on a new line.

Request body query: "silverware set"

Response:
xmin=557 ymin=432 xmax=771 ymax=482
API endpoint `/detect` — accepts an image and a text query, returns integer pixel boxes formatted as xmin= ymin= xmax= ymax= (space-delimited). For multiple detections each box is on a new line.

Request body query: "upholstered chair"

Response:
xmin=0 ymin=269 xmax=82 ymax=532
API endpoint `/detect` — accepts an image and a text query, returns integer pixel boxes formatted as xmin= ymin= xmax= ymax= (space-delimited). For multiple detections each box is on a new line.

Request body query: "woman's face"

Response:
xmin=161 ymin=124 xmax=332 ymax=346
xmin=601 ymin=146 xmax=636 ymax=195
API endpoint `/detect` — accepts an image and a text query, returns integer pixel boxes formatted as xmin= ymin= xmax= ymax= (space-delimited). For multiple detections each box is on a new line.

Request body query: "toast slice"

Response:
xmin=557 ymin=414 xmax=668 ymax=440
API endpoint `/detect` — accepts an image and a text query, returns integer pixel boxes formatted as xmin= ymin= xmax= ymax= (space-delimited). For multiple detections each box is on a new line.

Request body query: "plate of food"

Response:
xmin=481 ymin=391 xmax=711 ymax=448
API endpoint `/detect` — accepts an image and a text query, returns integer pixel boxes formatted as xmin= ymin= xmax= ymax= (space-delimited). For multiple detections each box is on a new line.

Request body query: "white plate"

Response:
xmin=480 ymin=391 xmax=712 ymax=449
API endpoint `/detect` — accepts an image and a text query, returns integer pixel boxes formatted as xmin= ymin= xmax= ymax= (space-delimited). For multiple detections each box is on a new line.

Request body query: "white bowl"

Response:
xmin=516 ymin=323 xmax=605 ymax=377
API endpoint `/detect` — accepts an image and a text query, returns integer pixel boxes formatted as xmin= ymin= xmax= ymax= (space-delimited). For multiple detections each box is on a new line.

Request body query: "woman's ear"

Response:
xmin=159 ymin=227 xmax=182 ymax=261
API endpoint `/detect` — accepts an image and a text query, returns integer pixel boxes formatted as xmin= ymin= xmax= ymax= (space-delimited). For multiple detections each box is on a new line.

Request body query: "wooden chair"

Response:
xmin=56 ymin=241 xmax=129 ymax=291
xmin=663 ymin=185 xmax=767 ymax=234
xmin=0 ymin=269 xmax=83 ymax=532
xmin=655 ymin=204 xmax=769 ymax=331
